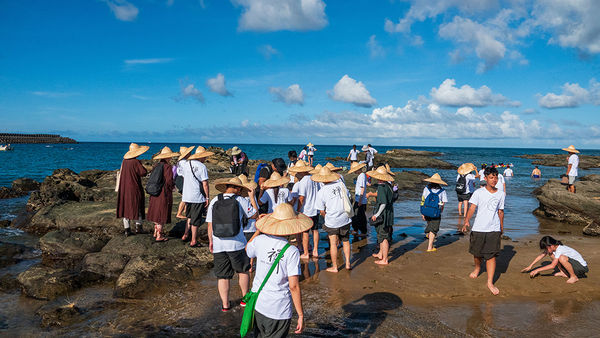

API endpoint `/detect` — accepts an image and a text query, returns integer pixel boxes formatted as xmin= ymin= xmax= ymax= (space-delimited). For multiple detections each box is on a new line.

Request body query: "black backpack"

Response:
xmin=145 ymin=164 xmax=164 ymax=196
xmin=455 ymin=174 xmax=467 ymax=194
xmin=212 ymin=194 xmax=241 ymax=237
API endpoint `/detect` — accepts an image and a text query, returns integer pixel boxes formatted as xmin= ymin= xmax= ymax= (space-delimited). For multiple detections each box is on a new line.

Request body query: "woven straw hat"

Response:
xmin=288 ymin=160 xmax=313 ymax=173
xmin=237 ymin=174 xmax=257 ymax=190
xmin=178 ymin=146 xmax=195 ymax=161
xmin=230 ymin=146 xmax=242 ymax=156
xmin=424 ymin=173 xmax=448 ymax=186
xmin=385 ymin=163 xmax=396 ymax=176
xmin=366 ymin=166 xmax=394 ymax=182
xmin=325 ymin=162 xmax=342 ymax=172
xmin=310 ymin=166 xmax=341 ymax=183
xmin=347 ymin=162 xmax=366 ymax=174
xmin=153 ymin=146 xmax=180 ymax=160
xmin=123 ymin=143 xmax=150 ymax=159
xmin=562 ymin=145 xmax=580 ymax=153
xmin=263 ymin=172 xmax=290 ymax=188
xmin=256 ymin=203 xmax=313 ymax=236
xmin=361 ymin=145 xmax=369 ymax=151
xmin=189 ymin=146 xmax=215 ymax=160
xmin=307 ymin=142 xmax=314 ymax=147
xmin=457 ymin=163 xmax=477 ymax=175
xmin=309 ymin=164 xmax=323 ymax=175
xmin=215 ymin=177 xmax=250 ymax=194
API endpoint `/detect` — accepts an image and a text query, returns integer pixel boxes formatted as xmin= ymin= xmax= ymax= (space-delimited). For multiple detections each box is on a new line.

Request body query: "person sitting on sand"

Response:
xmin=420 ymin=174 xmax=448 ymax=252
xmin=117 ymin=143 xmax=149 ymax=237
xmin=313 ymin=166 xmax=352 ymax=272
xmin=347 ymin=145 xmax=360 ymax=163
xmin=531 ymin=166 xmax=542 ymax=178
xmin=522 ymin=236 xmax=589 ymax=284
xmin=147 ymin=147 xmax=179 ymax=242
xmin=366 ymin=166 xmax=395 ymax=265
xmin=289 ymin=160 xmax=319 ymax=259
xmin=462 ymin=166 xmax=506 ymax=295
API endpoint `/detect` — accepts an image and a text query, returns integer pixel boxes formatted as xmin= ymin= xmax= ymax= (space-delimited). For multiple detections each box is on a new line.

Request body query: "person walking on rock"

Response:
xmin=563 ymin=145 xmax=580 ymax=193
xmin=117 ymin=143 xmax=149 ymax=237
xmin=147 ymin=147 xmax=179 ymax=242
xmin=346 ymin=145 xmax=360 ymax=163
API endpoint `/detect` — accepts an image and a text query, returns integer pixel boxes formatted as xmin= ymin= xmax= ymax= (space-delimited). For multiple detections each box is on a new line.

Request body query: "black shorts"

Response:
xmin=376 ymin=223 xmax=393 ymax=244
xmin=457 ymin=193 xmax=472 ymax=202
xmin=186 ymin=202 xmax=206 ymax=227
xmin=469 ymin=231 xmax=501 ymax=260
xmin=309 ymin=214 xmax=321 ymax=231
xmin=213 ymin=249 xmax=251 ymax=279
xmin=424 ymin=217 xmax=441 ymax=234
xmin=564 ymin=258 xmax=589 ymax=278
xmin=323 ymin=223 xmax=350 ymax=241
xmin=254 ymin=310 xmax=291 ymax=338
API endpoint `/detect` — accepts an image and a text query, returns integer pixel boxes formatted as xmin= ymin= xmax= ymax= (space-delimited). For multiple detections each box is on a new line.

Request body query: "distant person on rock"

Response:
xmin=147 ymin=147 xmax=179 ymax=242
xmin=531 ymin=166 xmax=542 ymax=178
xmin=503 ymin=166 xmax=513 ymax=178
xmin=563 ymin=145 xmax=580 ymax=193
xmin=229 ymin=146 xmax=248 ymax=176
xmin=522 ymin=236 xmax=588 ymax=284
xmin=306 ymin=143 xmax=317 ymax=166
xmin=298 ymin=146 xmax=307 ymax=162
xmin=478 ymin=164 xmax=487 ymax=186
xmin=346 ymin=145 xmax=360 ymax=163
xmin=116 ymin=143 xmax=149 ymax=237
xmin=362 ymin=145 xmax=375 ymax=171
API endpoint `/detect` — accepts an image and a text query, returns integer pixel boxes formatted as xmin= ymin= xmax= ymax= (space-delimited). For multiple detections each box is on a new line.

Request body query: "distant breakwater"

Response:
xmin=0 ymin=133 xmax=77 ymax=144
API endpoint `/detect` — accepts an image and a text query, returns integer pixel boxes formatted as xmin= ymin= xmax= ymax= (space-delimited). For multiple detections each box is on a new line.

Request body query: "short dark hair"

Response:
xmin=484 ymin=166 xmax=498 ymax=177
xmin=288 ymin=150 xmax=297 ymax=158
xmin=352 ymin=144 xmax=356 ymax=148
xmin=368 ymin=144 xmax=372 ymax=147
xmin=535 ymin=166 xmax=539 ymax=169
xmin=427 ymin=183 xmax=441 ymax=190
xmin=539 ymin=236 xmax=562 ymax=251
xmin=272 ymin=158 xmax=286 ymax=175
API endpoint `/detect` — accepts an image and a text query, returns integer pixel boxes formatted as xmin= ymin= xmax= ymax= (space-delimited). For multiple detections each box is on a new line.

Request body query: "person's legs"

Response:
xmin=374 ymin=239 xmax=389 ymax=265
xmin=342 ymin=240 xmax=351 ymax=269
xmin=217 ymin=279 xmax=231 ymax=309
xmin=458 ymin=201 xmax=463 ymax=216
xmin=326 ymin=235 xmax=339 ymax=272
xmin=312 ymin=229 xmax=319 ymax=257
xmin=176 ymin=201 xmax=186 ymax=219
xmin=463 ymin=201 xmax=468 ymax=216
xmin=238 ymin=272 xmax=249 ymax=297
xmin=190 ymin=225 xmax=198 ymax=246
xmin=558 ymin=255 xmax=579 ymax=283
xmin=300 ymin=232 xmax=310 ymax=259
xmin=470 ymin=256 xmax=482 ymax=278
xmin=182 ymin=218 xmax=191 ymax=240
xmin=486 ymin=257 xmax=499 ymax=295
xmin=427 ymin=232 xmax=435 ymax=251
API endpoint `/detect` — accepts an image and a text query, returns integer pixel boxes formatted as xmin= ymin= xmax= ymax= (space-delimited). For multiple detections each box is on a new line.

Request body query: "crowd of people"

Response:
xmin=115 ymin=142 xmax=586 ymax=337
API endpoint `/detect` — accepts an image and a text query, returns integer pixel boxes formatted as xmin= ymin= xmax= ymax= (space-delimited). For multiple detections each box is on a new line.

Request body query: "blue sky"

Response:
xmin=1 ymin=0 xmax=599 ymax=148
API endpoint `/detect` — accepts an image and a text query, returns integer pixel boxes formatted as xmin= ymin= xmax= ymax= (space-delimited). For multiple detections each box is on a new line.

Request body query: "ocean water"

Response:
xmin=1 ymin=142 xmax=599 ymax=238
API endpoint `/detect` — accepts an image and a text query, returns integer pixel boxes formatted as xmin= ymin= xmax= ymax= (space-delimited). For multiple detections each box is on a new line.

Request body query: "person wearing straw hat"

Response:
xmin=313 ymin=166 xmax=352 ymax=272
xmin=147 ymin=147 xmax=180 ymax=242
xmin=365 ymin=166 xmax=395 ymax=265
xmin=117 ymin=143 xmax=150 ymax=237
xmin=174 ymin=146 xmax=193 ymax=220
xmin=229 ymin=146 xmax=248 ymax=176
xmin=325 ymin=162 xmax=344 ymax=184
xmin=177 ymin=146 xmax=214 ymax=247
xmin=347 ymin=162 xmax=368 ymax=236
xmin=456 ymin=163 xmax=477 ymax=217
xmin=206 ymin=176 xmax=258 ymax=312
xmin=362 ymin=145 xmax=375 ymax=171
xmin=246 ymin=203 xmax=310 ymax=336
xmin=306 ymin=143 xmax=316 ymax=166
xmin=286 ymin=150 xmax=298 ymax=188
xmin=259 ymin=172 xmax=293 ymax=214
xmin=238 ymin=174 xmax=259 ymax=273
xmin=420 ymin=173 xmax=448 ymax=252
xmin=563 ymin=145 xmax=580 ymax=193
xmin=289 ymin=160 xmax=320 ymax=259
xmin=462 ymin=166 xmax=505 ymax=296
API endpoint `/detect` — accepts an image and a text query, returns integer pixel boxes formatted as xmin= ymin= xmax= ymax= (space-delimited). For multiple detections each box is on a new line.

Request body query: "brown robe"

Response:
xmin=116 ymin=158 xmax=147 ymax=220
xmin=147 ymin=161 xmax=174 ymax=225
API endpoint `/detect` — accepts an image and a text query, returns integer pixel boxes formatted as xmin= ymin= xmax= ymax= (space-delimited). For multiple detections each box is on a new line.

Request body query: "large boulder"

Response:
xmin=11 ymin=178 xmax=40 ymax=192
xmin=39 ymin=230 xmax=107 ymax=267
xmin=0 ymin=186 xmax=24 ymax=199
xmin=17 ymin=265 xmax=81 ymax=300
xmin=81 ymin=252 xmax=130 ymax=281
xmin=0 ymin=242 xmax=38 ymax=268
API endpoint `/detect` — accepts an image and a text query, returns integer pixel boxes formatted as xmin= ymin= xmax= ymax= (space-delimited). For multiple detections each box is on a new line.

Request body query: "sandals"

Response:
xmin=221 ymin=302 xmax=232 ymax=312
xmin=189 ymin=243 xmax=202 ymax=248
xmin=155 ymin=238 xmax=169 ymax=242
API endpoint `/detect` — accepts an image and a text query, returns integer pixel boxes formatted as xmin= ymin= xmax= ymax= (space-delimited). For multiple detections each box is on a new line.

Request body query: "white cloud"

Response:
xmin=269 ymin=84 xmax=304 ymax=105
xmin=174 ymin=81 xmax=204 ymax=103
xmin=233 ymin=0 xmax=327 ymax=32
xmin=258 ymin=44 xmax=279 ymax=60
xmin=430 ymin=79 xmax=520 ymax=107
xmin=105 ymin=0 xmax=139 ymax=21
xmin=124 ymin=58 xmax=173 ymax=65
xmin=366 ymin=35 xmax=385 ymax=58
xmin=329 ymin=75 xmax=377 ymax=108
xmin=206 ymin=73 xmax=232 ymax=97
xmin=31 ymin=91 xmax=79 ymax=98
xmin=538 ymin=79 xmax=600 ymax=109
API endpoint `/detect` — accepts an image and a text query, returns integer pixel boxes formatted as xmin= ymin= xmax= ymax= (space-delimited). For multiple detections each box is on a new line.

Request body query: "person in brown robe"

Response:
xmin=147 ymin=147 xmax=179 ymax=242
xmin=116 ymin=143 xmax=149 ymax=236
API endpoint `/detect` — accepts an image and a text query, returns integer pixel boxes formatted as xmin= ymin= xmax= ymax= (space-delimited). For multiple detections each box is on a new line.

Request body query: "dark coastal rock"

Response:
xmin=17 ymin=265 xmax=81 ymax=300
xmin=0 ymin=186 xmax=24 ymax=199
xmin=81 ymin=252 xmax=130 ymax=281
xmin=533 ymin=175 xmax=600 ymax=235
xmin=39 ymin=230 xmax=107 ymax=268
xmin=583 ymin=221 xmax=600 ymax=236
xmin=0 ymin=220 xmax=10 ymax=228
xmin=12 ymin=178 xmax=40 ymax=192
xmin=515 ymin=154 xmax=600 ymax=169
xmin=0 ymin=242 xmax=34 ymax=268
xmin=37 ymin=302 xmax=84 ymax=328
xmin=326 ymin=148 xmax=455 ymax=169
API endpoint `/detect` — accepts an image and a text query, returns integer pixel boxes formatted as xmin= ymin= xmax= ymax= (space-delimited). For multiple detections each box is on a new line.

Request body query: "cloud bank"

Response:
xmin=431 ymin=79 xmax=520 ymax=107
xmin=538 ymin=79 xmax=600 ymax=109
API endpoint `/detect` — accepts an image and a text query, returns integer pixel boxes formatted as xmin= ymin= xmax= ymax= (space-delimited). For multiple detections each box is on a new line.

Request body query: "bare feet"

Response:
xmin=299 ymin=253 xmax=310 ymax=259
xmin=312 ymin=250 xmax=319 ymax=257
xmin=469 ymin=270 xmax=480 ymax=279
xmin=372 ymin=253 xmax=382 ymax=259
xmin=346 ymin=264 xmax=352 ymax=270
xmin=374 ymin=260 xmax=389 ymax=265
xmin=487 ymin=283 xmax=500 ymax=295
xmin=176 ymin=214 xmax=186 ymax=220
xmin=554 ymin=271 xmax=568 ymax=278
xmin=326 ymin=267 xmax=338 ymax=273
xmin=566 ymin=277 xmax=579 ymax=284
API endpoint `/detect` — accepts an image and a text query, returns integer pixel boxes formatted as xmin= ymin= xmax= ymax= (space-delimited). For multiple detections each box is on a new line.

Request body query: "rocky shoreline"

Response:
xmin=326 ymin=148 xmax=456 ymax=169
xmin=515 ymin=153 xmax=600 ymax=169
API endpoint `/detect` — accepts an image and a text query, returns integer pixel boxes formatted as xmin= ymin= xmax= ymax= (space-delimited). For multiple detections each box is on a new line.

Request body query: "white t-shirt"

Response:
xmin=568 ymin=154 xmax=579 ymax=177
xmin=246 ymin=234 xmax=301 ymax=320
xmin=260 ymin=187 xmax=292 ymax=213
xmin=369 ymin=147 xmax=378 ymax=154
xmin=495 ymin=174 xmax=506 ymax=192
xmin=287 ymin=162 xmax=296 ymax=183
xmin=478 ymin=169 xmax=485 ymax=181
xmin=456 ymin=174 xmax=476 ymax=194
xmin=355 ymin=172 xmax=368 ymax=204
xmin=554 ymin=245 xmax=587 ymax=267
xmin=307 ymin=146 xmax=316 ymax=156
xmin=348 ymin=149 xmax=359 ymax=161
xmin=421 ymin=187 xmax=448 ymax=205
xmin=292 ymin=175 xmax=320 ymax=217
xmin=315 ymin=182 xmax=351 ymax=228
xmin=242 ymin=196 xmax=257 ymax=233
xmin=468 ymin=187 xmax=506 ymax=232
xmin=206 ymin=193 xmax=256 ymax=253
xmin=177 ymin=160 xmax=209 ymax=203
xmin=503 ymin=168 xmax=513 ymax=177
xmin=298 ymin=149 xmax=306 ymax=160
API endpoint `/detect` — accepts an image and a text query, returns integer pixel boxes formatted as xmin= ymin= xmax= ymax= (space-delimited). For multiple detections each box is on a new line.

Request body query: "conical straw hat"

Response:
xmin=325 ymin=162 xmax=343 ymax=172
xmin=189 ymin=146 xmax=215 ymax=160
xmin=423 ymin=173 xmax=447 ymax=186
xmin=263 ymin=172 xmax=290 ymax=188
xmin=178 ymin=146 xmax=195 ymax=161
xmin=237 ymin=174 xmax=257 ymax=190
xmin=457 ymin=163 xmax=477 ymax=175
xmin=347 ymin=162 xmax=366 ymax=174
xmin=256 ymin=203 xmax=313 ymax=236
xmin=366 ymin=166 xmax=394 ymax=182
xmin=215 ymin=177 xmax=250 ymax=194
xmin=309 ymin=164 xmax=323 ymax=175
xmin=561 ymin=145 xmax=580 ymax=153
xmin=307 ymin=142 xmax=314 ymax=147
xmin=123 ymin=143 xmax=150 ymax=159
xmin=385 ymin=163 xmax=396 ymax=176
xmin=230 ymin=146 xmax=242 ymax=155
xmin=288 ymin=160 xmax=313 ymax=173
xmin=153 ymin=146 xmax=180 ymax=160
xmin=310 ymin=166 xmax=341 ymax=183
